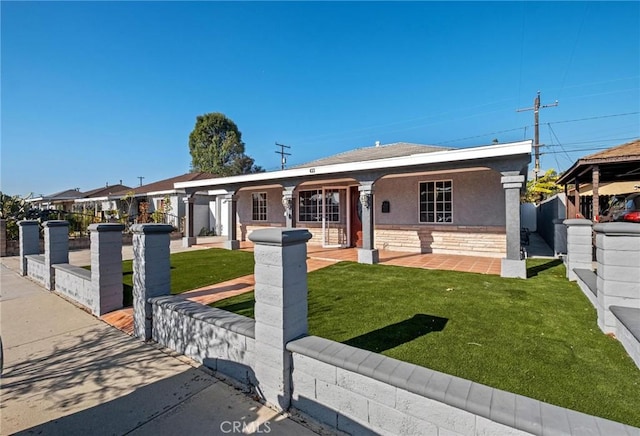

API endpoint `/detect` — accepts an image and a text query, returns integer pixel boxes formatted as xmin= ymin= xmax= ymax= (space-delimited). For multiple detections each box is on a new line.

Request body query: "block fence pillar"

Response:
xmin=18 ymin=220 xmax=40 ymax=276
xmin=0 ymin=219 xmax=7 ymax=257
xmin=249 ymin=227 xmax=312 ymax=411
xmin=89 ymin=223 xmax=124 ymax=316
xmin=564 ymin=218 xmax=593 ymax=281
xmin=131 ymin=223 xmax=173 ymax=340
xmin=43 ymin=220 xmax=69 ymax=291
xmin=593 ymin=222 xmax=640 ymax=334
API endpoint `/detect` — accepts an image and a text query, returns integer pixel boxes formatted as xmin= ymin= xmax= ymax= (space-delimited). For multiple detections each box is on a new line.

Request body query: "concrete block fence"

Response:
xmin=18 ymin=220 xmax=124 ymax=316
xmin=18 ymin=221 xmax=640 ymax=434
xmin=565 ymin=220 xmax=640 ymax=369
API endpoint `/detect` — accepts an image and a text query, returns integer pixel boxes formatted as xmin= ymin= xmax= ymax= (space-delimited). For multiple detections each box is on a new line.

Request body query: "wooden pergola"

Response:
xmin=557 ymin=139 xmax=640 ymax=220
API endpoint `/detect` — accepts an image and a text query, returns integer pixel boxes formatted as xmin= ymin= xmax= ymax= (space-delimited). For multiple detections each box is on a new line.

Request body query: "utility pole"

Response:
xmin=137 ymin=176 xmax=145 ymax=187
xmin=275 ymin=142 xmax=291 ymax=170
xmin=517 ymin=91 xmax=558 ymax=180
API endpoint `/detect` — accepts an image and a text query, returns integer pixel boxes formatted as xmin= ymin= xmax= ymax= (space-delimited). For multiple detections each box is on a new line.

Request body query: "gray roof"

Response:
xmin=293 ymin=142 xmax=452 ymax=168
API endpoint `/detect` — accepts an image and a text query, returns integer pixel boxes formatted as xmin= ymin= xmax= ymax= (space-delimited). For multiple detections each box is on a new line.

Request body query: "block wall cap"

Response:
xmin=89 ymin=223 xmax=125 ymax=232
xmin=249 ymin=228 xmax=312 ymax=246
xmin=131 ymin=223 xmax=174 ymax=234
xmin=42 ymin=220 xmax=70 ymax=228
xmin=593 ymin=222 xmax=640 ymax=236
xmin=18 ymin=220 xmax=39 ymax=227
xmin=563 ymin=219 xmax=593 ymax=226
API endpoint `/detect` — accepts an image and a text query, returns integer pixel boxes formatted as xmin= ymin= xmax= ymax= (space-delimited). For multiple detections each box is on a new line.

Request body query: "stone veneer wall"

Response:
xmin=375 ymin=225 xmax=506 ymax=257
xmin=286 ymin=335 xmax=637 ymax=436
xmin=150 ymin=297 xmax=256 ymax=386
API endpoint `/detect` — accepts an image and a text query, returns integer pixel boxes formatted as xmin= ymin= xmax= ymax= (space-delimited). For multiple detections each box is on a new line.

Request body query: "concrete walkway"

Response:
xmin=0 ymin=264 xmax=323 ymax=436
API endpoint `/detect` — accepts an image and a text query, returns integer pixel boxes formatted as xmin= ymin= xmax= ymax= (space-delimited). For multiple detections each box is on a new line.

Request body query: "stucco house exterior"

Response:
xmin=27 ymin=188 xmax=87 ymax=211
xmin=176 ymin=140 xmax=532 ymax=278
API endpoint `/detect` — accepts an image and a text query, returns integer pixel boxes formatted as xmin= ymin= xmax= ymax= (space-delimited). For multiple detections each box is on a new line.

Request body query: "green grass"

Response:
xmin=210 ymin=258 xmax=640 ymax=427
xmin=120 ymin=248 xmax=255 ymax=306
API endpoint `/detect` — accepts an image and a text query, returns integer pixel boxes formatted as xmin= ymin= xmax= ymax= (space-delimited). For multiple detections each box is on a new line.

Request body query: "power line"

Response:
xmin=434 ymin=126 xmax=527 ymax=145
xmin=548 ymin=111 xmax=639 ymax=125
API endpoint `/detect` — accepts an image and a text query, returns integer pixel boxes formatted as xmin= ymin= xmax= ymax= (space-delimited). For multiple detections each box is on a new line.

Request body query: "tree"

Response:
xmin=188 ymin=112 xmax=263 ymax=176
xmin=523 ymin=169 xmax=563 ymax=204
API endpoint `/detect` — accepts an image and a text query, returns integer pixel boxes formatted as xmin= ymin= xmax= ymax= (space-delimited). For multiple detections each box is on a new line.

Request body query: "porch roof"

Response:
xmin=175 ymin=140 xmax=532 ymax=192
xmin=557 ymin=139 xmax=640 ymax=185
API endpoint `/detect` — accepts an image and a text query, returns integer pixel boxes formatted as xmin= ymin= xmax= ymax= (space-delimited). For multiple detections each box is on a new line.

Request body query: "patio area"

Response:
xmin=198 ymin=238 xmax=503 ymax=275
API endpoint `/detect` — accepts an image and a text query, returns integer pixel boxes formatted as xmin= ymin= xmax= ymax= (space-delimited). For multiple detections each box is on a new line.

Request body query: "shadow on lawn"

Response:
xmin=527 ymin=259 xmax=563 ymax=278
xmin=344 ymin=314 xmax=448 ymax=353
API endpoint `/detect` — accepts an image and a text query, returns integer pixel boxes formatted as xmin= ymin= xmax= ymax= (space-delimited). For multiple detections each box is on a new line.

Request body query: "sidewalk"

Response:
xmin=0 ymin=263 xmax=323 ymax=436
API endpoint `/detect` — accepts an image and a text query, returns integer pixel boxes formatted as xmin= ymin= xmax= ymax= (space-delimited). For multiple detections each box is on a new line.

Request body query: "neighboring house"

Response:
xmin=74 ymin=183 xmax=133 ymax=220
xmin=175 ymin=140 xmax=532 ymax=278
xmin=74 ymin=173 xmax=217 ymax=231
xmin=557 ymin=139 xmax=640 ymax=221
xmin=26 ymin=188 xmax=85 ymax=211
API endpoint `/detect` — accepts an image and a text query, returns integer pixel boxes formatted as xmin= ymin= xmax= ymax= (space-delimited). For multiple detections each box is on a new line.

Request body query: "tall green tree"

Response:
xmin=188 ymin=112 xmax=263 ymax=176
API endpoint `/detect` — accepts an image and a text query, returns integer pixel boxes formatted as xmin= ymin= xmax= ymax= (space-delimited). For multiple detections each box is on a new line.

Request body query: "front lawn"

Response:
xmin=120 ymin=248 xmax=255 ymax=306
xmin=210 ymin=259 xmax=640 ymax=427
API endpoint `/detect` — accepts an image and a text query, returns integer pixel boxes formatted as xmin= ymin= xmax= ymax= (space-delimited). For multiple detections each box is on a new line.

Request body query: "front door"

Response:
xmin=350 ymin=186 xmax=363 ymax=247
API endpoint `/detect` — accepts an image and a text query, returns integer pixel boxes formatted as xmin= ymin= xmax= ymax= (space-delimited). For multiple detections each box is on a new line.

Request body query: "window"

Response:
xmin=252 ymin=192 xmax=267 ymax=221
xmin=419 ymin=181 xmax=452 ymax=223
xmin=298 ymin=189 xmax=340 ymax=222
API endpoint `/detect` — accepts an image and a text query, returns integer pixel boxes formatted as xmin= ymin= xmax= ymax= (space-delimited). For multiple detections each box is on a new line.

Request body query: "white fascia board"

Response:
xmin=75 ymin=196 xmax=109 ymax=203
xmin=146 ymin=189 xmax=180 ymax=197
xmin=175 ymin=140 xmax=532 ymax=190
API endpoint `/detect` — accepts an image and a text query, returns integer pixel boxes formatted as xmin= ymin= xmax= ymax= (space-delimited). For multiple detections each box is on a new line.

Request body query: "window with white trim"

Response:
xmin=298 ymin=189 xmax=340 ymax=222
xmin=252 ymin=192 xmax=267 ymax=221
xmin=419 ymin=180 xmax=452 ymax=223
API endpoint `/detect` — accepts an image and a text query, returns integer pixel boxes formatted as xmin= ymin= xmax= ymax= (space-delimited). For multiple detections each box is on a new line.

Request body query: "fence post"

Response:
xmin=249 ymin=227 xmax=312 ymax=411
xmin=89 ymin=223 xmax=124 ymax=316
xmin=0 ymin=219 xmax=6 ymax=257
xmin=18 ymin=220 xmax=40 ymax=276
xmin=563 ymin=218 xmax=593 ymax=281
xmin=553 ymin=218 xmax=567 ymax=256
xmin=43 ymin=220 xmax=69 ymax=290
xmin=131 ymin=223 xmax=173 ymax=341
xmin=593 ymin=222 xmax=640 ymax=334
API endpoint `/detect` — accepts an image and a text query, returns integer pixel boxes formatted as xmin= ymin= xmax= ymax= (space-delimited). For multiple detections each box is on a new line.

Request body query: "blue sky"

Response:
xmin=2 ymin=1 xmax=638 ymax=197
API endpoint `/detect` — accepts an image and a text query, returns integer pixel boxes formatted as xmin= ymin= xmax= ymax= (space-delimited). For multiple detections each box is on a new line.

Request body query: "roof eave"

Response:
xmin=175 ymin=140 xmax=532 ymax=190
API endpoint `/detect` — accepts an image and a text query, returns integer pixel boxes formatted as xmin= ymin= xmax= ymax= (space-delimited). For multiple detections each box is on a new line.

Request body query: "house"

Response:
xmin=74 ymin=173 xmax=216 ymax=231
xmin=175 ymin=140 xmax=532 ymax=278
xmin=73 ymin=183 xmax=133 ymax=220
xmin=26 ymin=188 xmax=86 ymax=211
xmin=556 ymin=139 xmax=640 ymax=221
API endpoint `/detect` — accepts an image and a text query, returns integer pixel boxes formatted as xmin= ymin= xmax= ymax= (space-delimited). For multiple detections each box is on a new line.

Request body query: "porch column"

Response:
xmin=592 ymin=165 xmax=599 ymax=222
xmin=282 ymin=186 xmax=296 ymax=228
xmin=357 ymin=182 xmax=379 ymax=264
xmin=182 ymin=194 xmax=196 ymax=247
xmin=501 ymin=173 xmax=526 ymax=278
xmin=224 ymin=192 xmax=239 ymax=250
xmin=43 ymin=220 xmax=69 ymax=291
xmin=574 ymin=177 xmax=581 ymax=218
xmin=18 ymin=220 xmax=40 ymax=276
